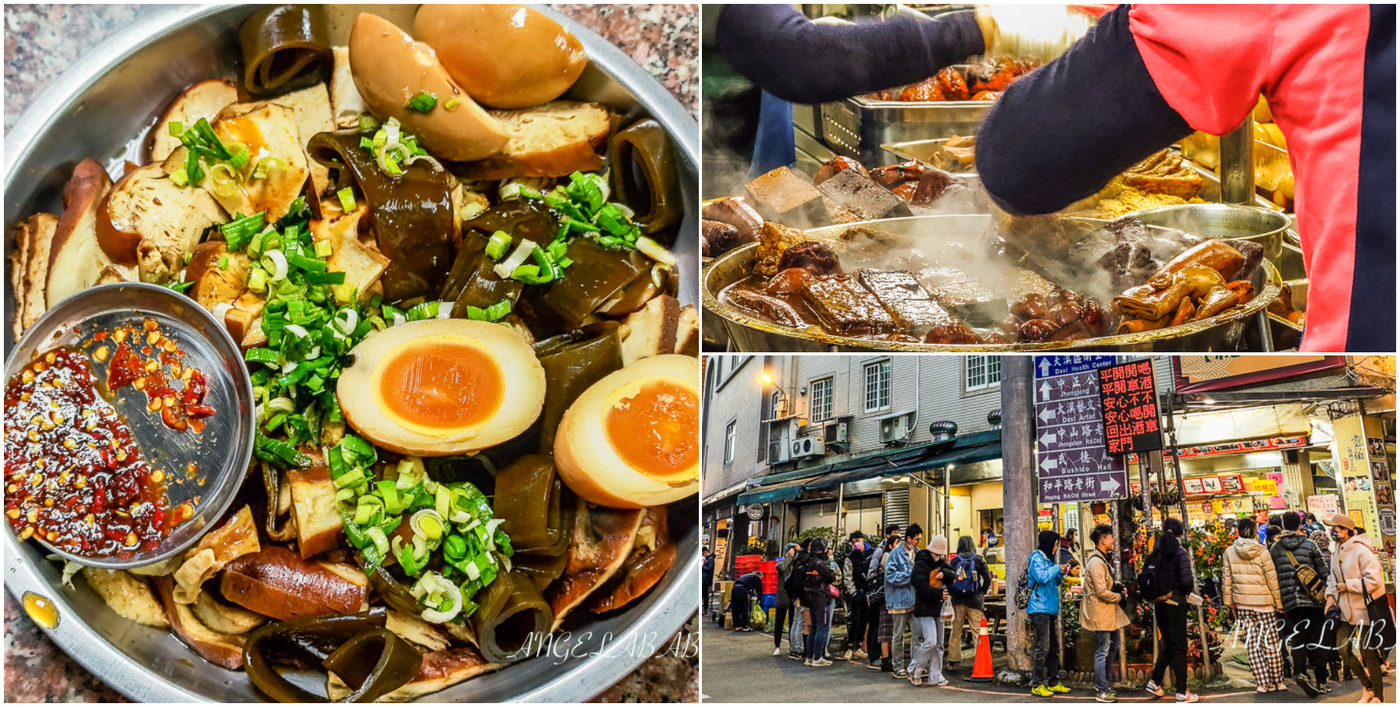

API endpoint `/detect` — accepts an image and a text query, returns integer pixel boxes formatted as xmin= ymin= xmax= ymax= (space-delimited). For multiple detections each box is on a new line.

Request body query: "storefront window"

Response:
xmin=863 ymin=360 xmax=890 ymax=412
xmin=810 ymin=377 xmax=833 ymax=421
xmin=966 ymin=355 xmax=1002 ymax=392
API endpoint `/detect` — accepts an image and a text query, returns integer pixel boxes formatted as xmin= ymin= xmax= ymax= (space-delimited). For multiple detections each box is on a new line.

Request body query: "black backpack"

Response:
xmin=1137 ymin=552 xmax=1173 ymax=603
xmin=784 ymin=556 xmax=807 ymax=600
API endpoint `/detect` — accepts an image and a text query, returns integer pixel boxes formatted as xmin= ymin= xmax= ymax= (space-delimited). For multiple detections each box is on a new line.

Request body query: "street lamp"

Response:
xmin=761 ymin=372 xmax=786 ymax=417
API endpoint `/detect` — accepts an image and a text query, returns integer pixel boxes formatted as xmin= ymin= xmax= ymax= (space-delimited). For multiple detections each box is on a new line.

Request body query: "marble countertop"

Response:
xmin=1 ymin=3 xmax=697 ymax=702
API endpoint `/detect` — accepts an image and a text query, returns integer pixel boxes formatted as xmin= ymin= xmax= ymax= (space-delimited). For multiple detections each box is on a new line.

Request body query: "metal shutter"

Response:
xmin=883 ymin=487 xmax=910 ymax=531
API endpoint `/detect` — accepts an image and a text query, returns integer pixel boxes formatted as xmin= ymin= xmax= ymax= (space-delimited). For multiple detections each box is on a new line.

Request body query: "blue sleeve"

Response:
xmin=1029 ymin=552 xmax=1062 ymax=584
xmin=975 ymin=5 xmax=1193 ymax=215
xmin=716 ymin=4 xmax=986 ymax=105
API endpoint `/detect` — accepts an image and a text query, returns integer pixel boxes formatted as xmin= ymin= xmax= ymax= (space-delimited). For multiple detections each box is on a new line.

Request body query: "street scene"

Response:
xmin=700 ymin=355 xmax=1396 ymax=703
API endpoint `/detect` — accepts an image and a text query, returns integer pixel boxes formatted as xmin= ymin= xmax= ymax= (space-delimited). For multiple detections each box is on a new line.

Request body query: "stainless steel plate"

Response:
xmin=3 ymin=283 xmax=254 ymax=571
xmin=4 ymin=4 xmax=699 ymax=702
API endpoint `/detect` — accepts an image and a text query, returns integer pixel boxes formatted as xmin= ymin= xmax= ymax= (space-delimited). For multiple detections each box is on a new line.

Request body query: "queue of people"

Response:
xmin=714 ymin=511 xmax=1392 ymax=702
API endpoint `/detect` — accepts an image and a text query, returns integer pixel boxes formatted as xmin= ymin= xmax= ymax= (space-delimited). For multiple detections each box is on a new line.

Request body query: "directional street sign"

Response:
xmin=1033 ymin=356 xmax=1130 ymax=504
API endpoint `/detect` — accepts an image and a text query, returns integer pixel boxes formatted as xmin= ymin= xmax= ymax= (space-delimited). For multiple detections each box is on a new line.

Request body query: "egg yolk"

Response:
xmin=603 ymin=377 xmax=698 ymax=482
xmin=374 ymin=335 xmax=504 ymax=435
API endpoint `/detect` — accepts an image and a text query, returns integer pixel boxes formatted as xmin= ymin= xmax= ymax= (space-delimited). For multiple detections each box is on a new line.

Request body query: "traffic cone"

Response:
xmin=965 ymin=616 xmax=993 ymax=682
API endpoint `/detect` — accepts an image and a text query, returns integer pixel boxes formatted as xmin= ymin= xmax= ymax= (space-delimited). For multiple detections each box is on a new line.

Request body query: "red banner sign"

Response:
xmin=1099 ymin=360 xmax=1164 ymax=454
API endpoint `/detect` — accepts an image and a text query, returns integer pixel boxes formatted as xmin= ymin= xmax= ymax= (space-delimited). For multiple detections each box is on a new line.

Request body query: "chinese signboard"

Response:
xmin=1034 ymin=356 xmax=1129 ymax=504
xmin=1099 ymin=360 xmax=1164 ymax=454
xmin=1333 ymin=415 xmax=1384 ymax=540
xmin=1168 ymin=435 xmax=1309 ymax=459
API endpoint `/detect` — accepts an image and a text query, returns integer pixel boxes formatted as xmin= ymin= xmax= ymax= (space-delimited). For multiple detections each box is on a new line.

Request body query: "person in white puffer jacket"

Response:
xmin=1223 ymin=517 xmax=1285 ymax=693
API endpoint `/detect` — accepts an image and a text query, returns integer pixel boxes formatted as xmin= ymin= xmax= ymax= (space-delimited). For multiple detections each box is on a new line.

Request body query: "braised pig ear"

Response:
xmin=587 ymin=506 xmax=676 ymax=613
xmin=544 ymin=499 xmax=644 ymax=631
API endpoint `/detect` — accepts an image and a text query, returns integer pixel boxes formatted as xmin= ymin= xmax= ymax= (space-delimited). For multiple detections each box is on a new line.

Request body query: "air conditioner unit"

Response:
xmin=790 ymin=436 xmax=824 ymax=459
xmin=834 ymin=422 xmax=849 ymax=444
xmin=880 ymin=416 xmax=909 ymax=445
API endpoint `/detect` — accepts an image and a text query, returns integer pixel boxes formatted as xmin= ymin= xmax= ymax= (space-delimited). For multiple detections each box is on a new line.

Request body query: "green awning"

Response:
xmin=805 ymin=431 xmax=1002 ymax=490
xmin=736 ymin=477 xmax=819 ymax=505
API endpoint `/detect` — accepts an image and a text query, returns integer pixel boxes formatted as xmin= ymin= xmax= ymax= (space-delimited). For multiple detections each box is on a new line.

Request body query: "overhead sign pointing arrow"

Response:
xmin=1033 ymin=356 xmax=1130 ymax=504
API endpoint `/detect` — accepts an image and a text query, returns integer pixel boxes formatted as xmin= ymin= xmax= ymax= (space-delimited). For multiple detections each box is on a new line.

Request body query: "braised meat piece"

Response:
xmin=702 ymin=197 xmax=763 ymax=241
xmin=766 ymin=268 xmax=813 ymax=295
xmin=869 ymin=162 xmax=923 ymax=190
xmin=935 ymin=66 xmax=970 ymax=101
xmin=745 ymin=166 xmax=826 ymax=228
xmin=778 ymin=240 xmax=842 ymax=276
xmin=899 ymin=77 xmax=944 ymax=102
xmin=800 ymin=274 xmax=898 ymax=336
xmin=816 ymin=168 xmax=910 ymax=221
xmin=856 ymin=270 xmax=956 ymax=337
xmin=924 ymin=322 xmax=986 ymax=345
xmin=813 ymin=156 xmax=869 ymax=185
xmin=1121 ymin=151 xmax=1204 ymax=200
xmin=702 ymin=219 xmax=751 ymax=257
xmin=1096 ymin=241 xmax=1157 ymax=292
xmin=908 ymin=167 xmax=963 ymax=206
xmin=753 ymin=221 xmax=809 ymax=277
xmin=723 ymin=287 xmax=810 ymax=329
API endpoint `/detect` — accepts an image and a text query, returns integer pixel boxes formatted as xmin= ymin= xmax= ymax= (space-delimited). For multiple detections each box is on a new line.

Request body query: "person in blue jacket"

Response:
xmin=1029 ymin=530 xmax=1072 ymax=698
xmin=884 ymin=523 xmax=923 ymax=679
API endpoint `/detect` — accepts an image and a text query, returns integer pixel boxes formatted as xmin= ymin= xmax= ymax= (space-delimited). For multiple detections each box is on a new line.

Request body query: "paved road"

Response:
xmin=700 ymin=621 xmax=1393 ymax=704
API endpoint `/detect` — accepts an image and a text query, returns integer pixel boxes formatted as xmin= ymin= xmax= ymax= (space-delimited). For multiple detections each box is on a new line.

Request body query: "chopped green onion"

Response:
xmin=337 ymin=187 xmax=357 ymax=212
xmin=443 ymin=97 xmax=461 ymax=112
xmin=168 ymin=121 xmax=184 ymax=137
xmin=222 ymin=212 xmax=267 ymax=251
xmin=407 ymin=92 xmax=438 ymax=113
xmin=485 ymin=231 xmax=511 ymax=261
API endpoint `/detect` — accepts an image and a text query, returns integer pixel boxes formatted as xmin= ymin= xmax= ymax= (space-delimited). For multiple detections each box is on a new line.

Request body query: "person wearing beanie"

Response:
xmin=1223 ymin=517 xmax=1285 ymax=693
xmin=1143 ymin=518 xmax=1198 ymax=703
xmin=842 ymin=531 xmax=873 ymax=662
xmin=1029 ymin=530 xmax=1070 ymax=697
xmin=909 ymin=534 xmax=956 ymax=686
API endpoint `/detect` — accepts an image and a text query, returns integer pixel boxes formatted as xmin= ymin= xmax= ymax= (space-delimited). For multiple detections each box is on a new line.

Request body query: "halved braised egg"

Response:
xmin=338 ymin=319 xmax=545 ymax=455
xmin=555 ymin=355 xmax=699 ymax=508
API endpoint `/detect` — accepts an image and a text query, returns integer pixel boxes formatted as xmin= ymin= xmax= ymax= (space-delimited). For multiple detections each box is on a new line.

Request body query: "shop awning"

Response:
xmin=702 ymin=479 xmax=751 ymax=507
xmin=736 ymin=476 xmax=824 ymax=505
xmin=805 ymin=430 xmax=1002 ymax=489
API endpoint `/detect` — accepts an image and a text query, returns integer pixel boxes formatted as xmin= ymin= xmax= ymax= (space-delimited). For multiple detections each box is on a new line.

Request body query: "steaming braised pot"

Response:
xmin=715 ymin=214 xmax=1266 ymax=347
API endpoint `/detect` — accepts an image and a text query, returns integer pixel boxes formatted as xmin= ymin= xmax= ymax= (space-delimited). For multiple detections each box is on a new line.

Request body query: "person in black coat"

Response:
xmin=909 ymin=536 xmax=957 ymax=685
xmin=1144 ymin=518 xmax=1197 ymax=701
xmin=731 ymin=571 xmax=763 ymax=632
xmin=702 ymin=548 xmax=715 ymax=617
xmin=1271 ymin=513 xmax=1331 ymax=694
xmin=799 ymin=538 xmax=838 ymax=666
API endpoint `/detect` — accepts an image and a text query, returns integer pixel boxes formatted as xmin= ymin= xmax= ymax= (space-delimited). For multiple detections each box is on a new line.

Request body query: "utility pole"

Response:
xmin=1002 ymin=355 xmax=1036 ymax=677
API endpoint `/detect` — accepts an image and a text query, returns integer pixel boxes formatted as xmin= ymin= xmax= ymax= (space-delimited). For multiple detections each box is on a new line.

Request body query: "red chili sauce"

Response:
xmin=4 ymin=347 xmax=182 ymax=558
xmin=99 ymin=318 xmax=214 ymax=433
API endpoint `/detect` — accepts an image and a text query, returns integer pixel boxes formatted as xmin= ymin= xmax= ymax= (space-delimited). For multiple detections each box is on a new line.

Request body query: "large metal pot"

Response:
xmin=702 ymin=215 xmax=1282 ymax=352
xmin=3 ymin=5 xmax=698 ymax=702
xmin=1126 ymin=203 xmax=1290 ymax=264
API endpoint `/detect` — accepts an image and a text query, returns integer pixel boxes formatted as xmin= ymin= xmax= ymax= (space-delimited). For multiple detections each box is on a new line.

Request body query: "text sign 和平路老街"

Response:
xmin=1033 ymin=356 xmax=1129 ymax=504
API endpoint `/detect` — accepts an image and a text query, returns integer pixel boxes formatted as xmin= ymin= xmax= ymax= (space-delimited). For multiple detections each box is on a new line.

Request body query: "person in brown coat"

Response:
xmin=1223 ymin=517 xmax=1285 ymax=693
xmin=1323 ymin=514 xmax=1388 ymax=703
xmin=1081 ymin=525 xmax=1130 ymax=702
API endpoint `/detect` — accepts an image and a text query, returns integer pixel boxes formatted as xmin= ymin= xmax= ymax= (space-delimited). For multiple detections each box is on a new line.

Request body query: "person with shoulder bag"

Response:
xmin=909 ymin=535 xmax=957 ymax=687
xmin=1082 ymin=524 xmax=1131 ymax=703
xmin=946 ymin=535 xmax=992 ymax=673
xmin=1323 ymin=514 xmax=1391 ymax=704
xmin=867 ymin=534 xmax=894 ymax=671
xmin=1223 ymin=517 xmax=1286 ymax=694
xmin=842 ymin=531 xmax=873 ymax=661
xmin=773 ymin=543 xmax=799 ymax=657
xmin=1270 ymin=512 xmax=1332 ymax=695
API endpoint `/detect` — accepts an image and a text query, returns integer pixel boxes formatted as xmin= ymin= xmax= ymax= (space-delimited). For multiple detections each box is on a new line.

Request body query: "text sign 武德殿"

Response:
xmin=1034 ymin=356 xmax=1129 ymax=503
xmin=1099 ymin=359 xmax=1165 ymax=455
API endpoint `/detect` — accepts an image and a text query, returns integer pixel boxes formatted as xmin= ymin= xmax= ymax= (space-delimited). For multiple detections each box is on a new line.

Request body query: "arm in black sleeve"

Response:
xmin=715 ymin=4 xmax=986 ymax=105
xmin=975 ymin=5 xmax=1194 ymax=215
xmin=977 ymin=557 xmax=992 ymax=594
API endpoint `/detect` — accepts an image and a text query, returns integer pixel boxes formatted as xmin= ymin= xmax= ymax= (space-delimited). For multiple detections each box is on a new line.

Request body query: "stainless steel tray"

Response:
xmin=822 ymin=97 xmax=993 ymax=166
xmin=3 ymin=4 xmax=699 ymax=702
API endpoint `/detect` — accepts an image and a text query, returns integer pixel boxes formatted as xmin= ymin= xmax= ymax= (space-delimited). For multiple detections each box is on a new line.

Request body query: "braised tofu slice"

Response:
xmin=800 ymin=273 xmax=898 ymax=336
